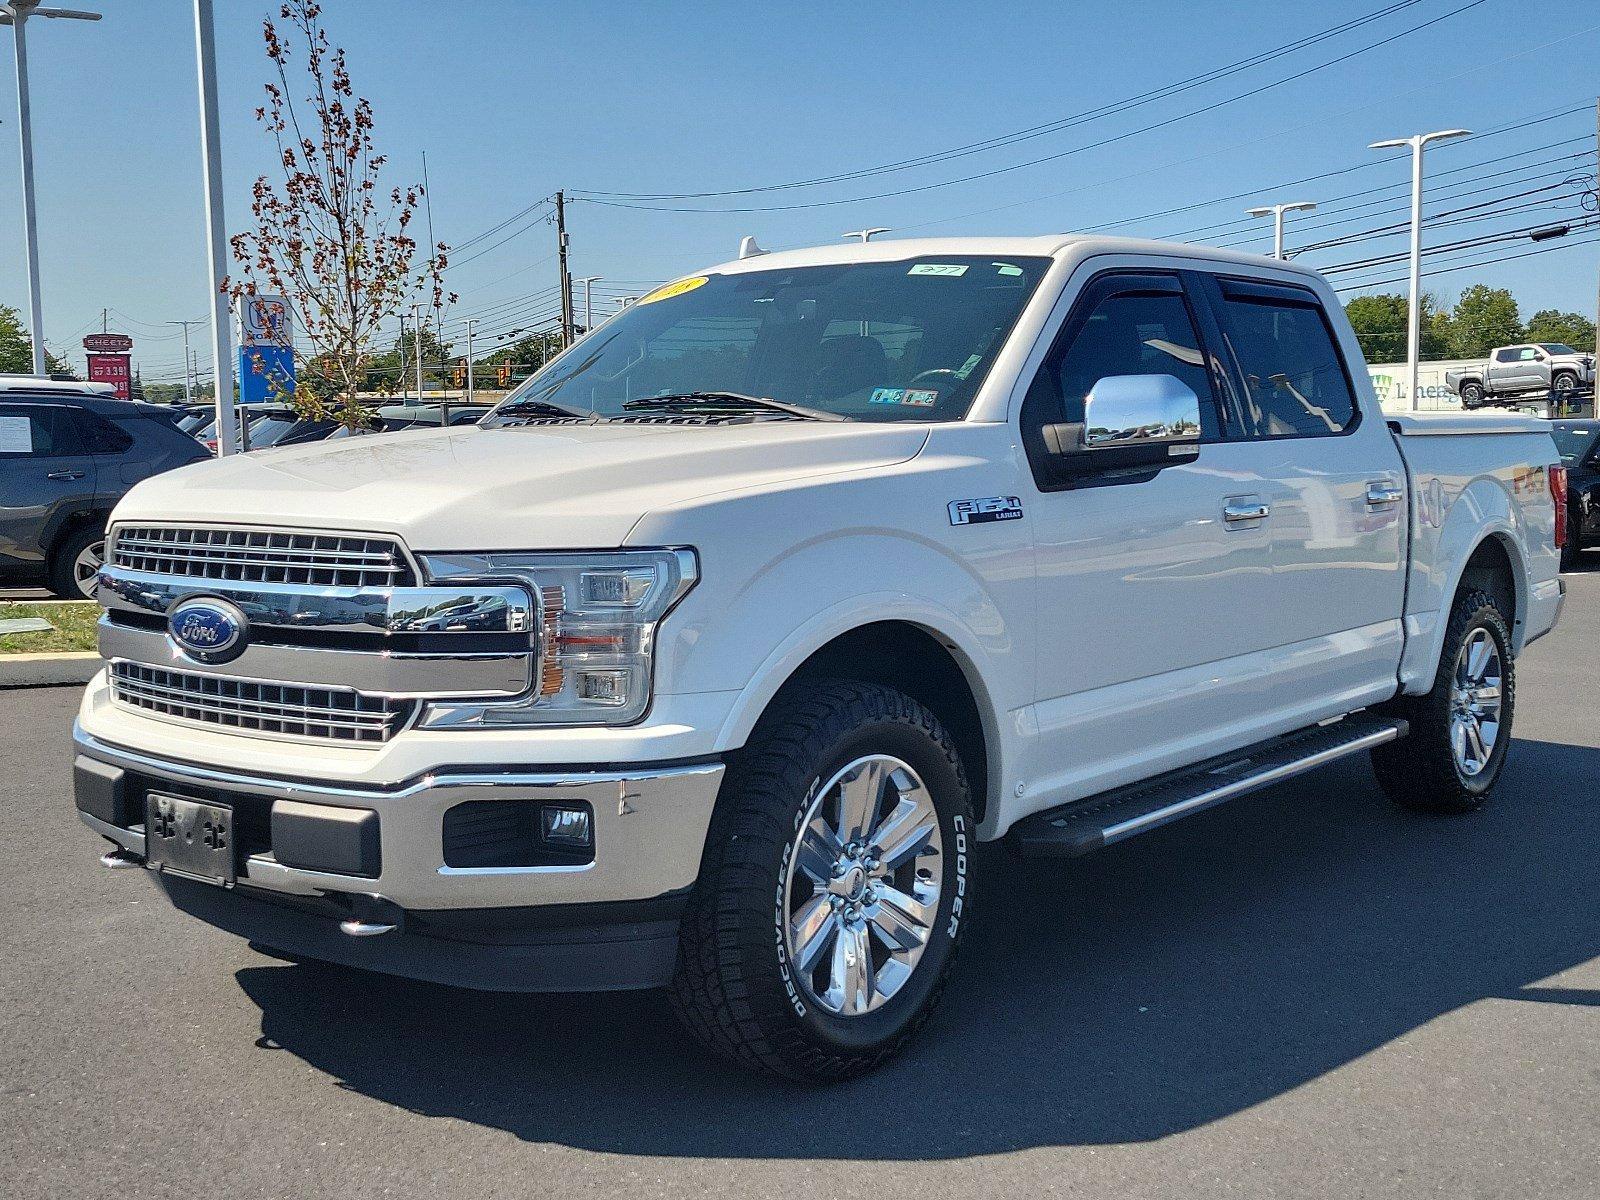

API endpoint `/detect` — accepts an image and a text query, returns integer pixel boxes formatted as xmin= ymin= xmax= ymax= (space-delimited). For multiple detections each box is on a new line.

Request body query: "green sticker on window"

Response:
xmin=908 ymin=264 xmax=968 ymax=277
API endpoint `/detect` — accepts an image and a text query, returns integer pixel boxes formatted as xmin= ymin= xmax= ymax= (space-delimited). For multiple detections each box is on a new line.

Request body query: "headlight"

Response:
xmin=416 ymin=548 xmax=697 ymax=728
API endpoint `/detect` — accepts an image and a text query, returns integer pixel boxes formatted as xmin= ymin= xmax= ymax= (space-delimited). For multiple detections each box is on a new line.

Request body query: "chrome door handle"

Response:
xmin=46 ymin=470 xmax=86 ymax=481
xmin=1223 ymin=500 xmax=1270 ymax=524
xmin=1366 ymin=481 xmax=1404 ymax=508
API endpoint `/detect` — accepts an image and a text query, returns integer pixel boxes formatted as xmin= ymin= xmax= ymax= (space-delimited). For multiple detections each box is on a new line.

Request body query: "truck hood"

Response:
xmin=114 ymin=420 xmax=930 ymax=549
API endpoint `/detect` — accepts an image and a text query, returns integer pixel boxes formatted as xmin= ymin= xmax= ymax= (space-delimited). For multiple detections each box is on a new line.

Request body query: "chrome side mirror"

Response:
xmin=1039 ymin=374 xmax=1203 ymax=481
xmin=1082 ymin=374 xmax=1203 ymax=447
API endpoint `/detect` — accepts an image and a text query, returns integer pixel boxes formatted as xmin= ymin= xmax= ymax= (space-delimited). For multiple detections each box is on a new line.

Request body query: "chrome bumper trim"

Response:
xmin=74 ymin=725 xmax=726 ymax=910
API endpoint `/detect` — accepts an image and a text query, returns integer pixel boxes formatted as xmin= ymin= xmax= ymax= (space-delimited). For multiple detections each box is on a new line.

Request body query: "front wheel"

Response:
xmin=671 ymin=681 xmax=974 ymax=1081
xmin=1552 ymin=370 xmax=1578 ymax=396
xmin=1371 ymin=589 xmax=1514 ymax=813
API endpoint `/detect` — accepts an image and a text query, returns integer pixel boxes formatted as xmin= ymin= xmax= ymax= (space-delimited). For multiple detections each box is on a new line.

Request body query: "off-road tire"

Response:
xmin=46 ymin=523 xmax=105 ymax=599
xmin=670 ymin=680 xmax=974 ymax=1082
xmin=1552 ymin=370 xmax=1578 ymax=396
xmin=1371 ymin=588 xmax=1514 ymax=814
xmin=1459 ymin=382 xmax=1486 ymax=408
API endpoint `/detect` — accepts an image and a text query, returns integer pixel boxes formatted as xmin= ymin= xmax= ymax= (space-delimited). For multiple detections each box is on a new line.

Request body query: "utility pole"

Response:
xmin=1369 ymin=128 xmax=1470 ymax=412
xmin=1245 ymin=201 xmax=1316 ymax=259
xmin=192 ymin=0 xmax=237 ymax=454
xmin=576 ymin=276 xmax=601 ymax=336
xmin=465 ymin=318 xmax=477 ymax=409
xmin=167 ymin=320 xmax=199 ymax=404
xmin=555 ymin=190 xmax=574 ymax=348
xmin=2 ymin=3 xmax=102 ymax=375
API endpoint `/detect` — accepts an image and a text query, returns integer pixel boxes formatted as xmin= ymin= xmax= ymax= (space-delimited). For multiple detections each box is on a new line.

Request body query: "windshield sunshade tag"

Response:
xmin=908 ymin=264 xmax=968 ymax=277
xmin=637 ymin=276 xmax=709 ymax=305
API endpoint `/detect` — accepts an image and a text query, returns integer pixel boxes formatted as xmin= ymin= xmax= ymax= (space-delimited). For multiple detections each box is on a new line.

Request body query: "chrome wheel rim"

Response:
xmin=73 ymin=539 xmax=105 ymax=597
xmin=781 ymin=755 xmax=943 ymax=1017
xmin=1450 ymin=628 xmax=1503 ymax=777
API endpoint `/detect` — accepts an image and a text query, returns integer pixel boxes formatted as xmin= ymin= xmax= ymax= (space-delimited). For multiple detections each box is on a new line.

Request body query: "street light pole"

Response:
xmin=411 ymin=303 xmax=425 ymax=405
xmin=192 ymin=0 xmax=238 ymax=454
xmin=842 ymin=228 xmax=891 ymax=243
xmin=167 ymin=320 xmax=199 ymax=404
xmin=1369 ymin=128 xmax=1470 ymax=412
xmin=1244 ymin=201 xmax=1316 ymax=260
xmin=464 ymin=318 xmax=476 ymax=409
xmin=1 ymin=3 xmax=102 ymax=376
xmin=576 ymin=276 xmax=601 ymax=335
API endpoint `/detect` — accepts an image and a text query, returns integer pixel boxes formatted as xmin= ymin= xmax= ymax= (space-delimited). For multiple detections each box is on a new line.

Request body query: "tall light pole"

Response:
xmin=1 ymin=3 xmax=101 ymax=376
xmin=1244 ymin=201 xmax=1316 ymax=260
xmin=576 ymin=276 xmax=601 ymax=335
xmin=167 ymin=319 xmax=200 ymax=404
xmin=192 ymin=0 xmax=237 ymax=454
xmin=1369 ymin=128 xmax=1471 ymax=412
xmin=842 ymin=227 xmax=890 ymax=243
xmin=464 ymin=318 xmax=476 ymax=409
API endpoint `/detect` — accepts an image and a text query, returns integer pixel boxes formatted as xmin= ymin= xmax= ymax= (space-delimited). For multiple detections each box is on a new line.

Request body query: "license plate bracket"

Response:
xmin=145 ymin=793 xmax=235 ymax=887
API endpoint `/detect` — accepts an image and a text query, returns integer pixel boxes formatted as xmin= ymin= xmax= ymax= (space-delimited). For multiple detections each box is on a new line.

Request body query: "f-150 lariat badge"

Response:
xmin=948 ymin=496 xmax=1023 ymax=526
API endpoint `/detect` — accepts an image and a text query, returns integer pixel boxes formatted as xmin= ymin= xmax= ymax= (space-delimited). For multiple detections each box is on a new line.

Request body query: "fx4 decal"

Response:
xmin=948 ymin=496 xmax=1023 ymax=526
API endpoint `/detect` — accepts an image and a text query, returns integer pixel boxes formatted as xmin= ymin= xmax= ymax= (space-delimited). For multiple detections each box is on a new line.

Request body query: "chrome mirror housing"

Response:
xmin=1082 ymin=374 xmax=1203 ymax=447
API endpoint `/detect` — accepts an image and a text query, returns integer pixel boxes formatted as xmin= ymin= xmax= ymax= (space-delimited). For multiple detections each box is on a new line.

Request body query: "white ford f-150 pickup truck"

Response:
xmin=74 ymin=236 xmax=1568 ymax=1081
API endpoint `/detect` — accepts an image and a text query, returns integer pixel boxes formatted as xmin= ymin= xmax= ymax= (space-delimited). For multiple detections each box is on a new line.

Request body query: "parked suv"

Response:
xmin=0 ymin=378 xmax=209 ymax=597
xmin=1447 ymin=343 xmax=1596 ymax=408
xmin=1551 ymin=419 xmax=1600 ymax=568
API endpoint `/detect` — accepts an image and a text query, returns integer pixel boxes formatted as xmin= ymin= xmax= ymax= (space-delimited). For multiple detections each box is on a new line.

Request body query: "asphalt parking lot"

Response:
xmin=3 ymin=567 xmax=1597 ymax=1200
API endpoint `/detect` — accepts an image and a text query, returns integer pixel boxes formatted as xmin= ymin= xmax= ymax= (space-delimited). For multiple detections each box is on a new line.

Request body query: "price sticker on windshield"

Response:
xmin=637 ymin=276 xmax=709 ymax=305
xmin=908 ymin=264 xmax=969 ymax=277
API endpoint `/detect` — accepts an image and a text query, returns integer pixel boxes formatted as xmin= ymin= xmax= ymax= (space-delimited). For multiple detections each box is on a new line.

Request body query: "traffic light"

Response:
xmin=497 ymin=361 xmax=510 ymax=387
xmin=453 ymin=358 xmax=466 ymax=388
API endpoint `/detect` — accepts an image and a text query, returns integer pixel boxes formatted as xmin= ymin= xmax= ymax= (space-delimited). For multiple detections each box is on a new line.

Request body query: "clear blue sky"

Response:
xmin=1 ymin=0 xmax=1595 ymax=383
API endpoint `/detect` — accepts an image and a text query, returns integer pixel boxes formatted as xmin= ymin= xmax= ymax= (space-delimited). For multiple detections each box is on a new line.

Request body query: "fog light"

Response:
xmin=541 ymin=804 xmax=592 ymax=847
xmin=575 ymin=668 xmax=630 ymax=705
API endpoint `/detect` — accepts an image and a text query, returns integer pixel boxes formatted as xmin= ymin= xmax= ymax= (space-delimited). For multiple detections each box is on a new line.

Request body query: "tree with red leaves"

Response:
xmin=227 ymin=0 xmax=451 ymax=429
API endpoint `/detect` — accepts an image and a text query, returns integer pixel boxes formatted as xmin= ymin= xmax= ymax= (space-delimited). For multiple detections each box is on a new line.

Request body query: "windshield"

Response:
xmin=1551 ymin=424 xmax=1600 ymax=466
xmin=1539 ymin=344 xmax=1579 ymax=356
xmin=485 ymin=255 xmax=1052 ymax=425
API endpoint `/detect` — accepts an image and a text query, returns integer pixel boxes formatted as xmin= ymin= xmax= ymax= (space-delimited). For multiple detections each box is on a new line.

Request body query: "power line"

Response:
xmin=571 ymin=0 xmax=1492 ymax=214
xmin=576 ymin=1 xmax=1432 ymax=202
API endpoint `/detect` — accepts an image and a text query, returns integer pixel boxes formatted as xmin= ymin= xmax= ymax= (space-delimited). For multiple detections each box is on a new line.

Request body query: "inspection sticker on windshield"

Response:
xmin=870 ymin=387 xmax=939 ymax=407
xmin=949 ymin=496 xmax=1023 ymax=526
xmin=908 ymin=263 xmax=968 ymax=277
xmin=637 ymin=276 xmax=708 ymax=305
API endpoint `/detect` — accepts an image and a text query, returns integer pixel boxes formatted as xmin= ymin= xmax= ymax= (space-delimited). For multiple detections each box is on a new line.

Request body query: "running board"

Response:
xmin=1012 ymin=715 xmax=1408 ymax=858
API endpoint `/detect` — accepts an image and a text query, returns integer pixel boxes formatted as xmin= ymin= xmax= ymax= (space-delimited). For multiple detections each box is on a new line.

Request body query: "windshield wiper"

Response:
xmin=622 ymin=391 xmax=848 ymax=422
xmin=492 ymin=397 xmax=598 ymax=422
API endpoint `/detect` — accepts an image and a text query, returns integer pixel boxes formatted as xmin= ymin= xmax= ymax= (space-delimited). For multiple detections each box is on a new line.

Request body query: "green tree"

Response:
xmin=1523 ymin=309 xmax=1595 ymax=352
xmin=0 ymin=302 xmax=72 ymax=376
xmin=1447 ymin=285 xmax=1523 ymax=358
xmin=1344 ymin=292 xmax=1451 ymax=362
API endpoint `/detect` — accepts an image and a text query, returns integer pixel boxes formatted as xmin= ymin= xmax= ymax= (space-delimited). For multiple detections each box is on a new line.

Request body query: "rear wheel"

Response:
xmin=671 ymin=680 xmax=973 ymax=1082
xmin=1459 ymin=381 xmax=1485 ymax=408
xmin=46 ymin=525 xmax=106 ymax=599
xmin=1371 ymin=589 xmax=1514 ymax=814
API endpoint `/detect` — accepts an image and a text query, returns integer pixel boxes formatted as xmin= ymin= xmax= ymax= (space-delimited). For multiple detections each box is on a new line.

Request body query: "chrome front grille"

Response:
xmin=111 ymin=525 xmax=413 ymax=589
xmin=110 ymin=662 xmax=412 ymax=744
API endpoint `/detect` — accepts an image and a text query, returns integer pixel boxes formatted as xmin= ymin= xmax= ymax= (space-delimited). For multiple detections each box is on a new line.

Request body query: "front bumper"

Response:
xmin=73 ymin=724 xmax=724 ymax=990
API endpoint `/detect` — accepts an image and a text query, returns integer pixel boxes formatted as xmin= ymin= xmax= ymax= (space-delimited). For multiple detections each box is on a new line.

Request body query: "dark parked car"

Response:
xmin=1552 ymin=419 xmax=1600 ymax=569
xmin=0 ymin=378 xmax=209 ymax=597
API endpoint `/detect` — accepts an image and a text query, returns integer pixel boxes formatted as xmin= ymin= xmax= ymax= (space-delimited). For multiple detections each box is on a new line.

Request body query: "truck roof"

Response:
xmin=705 ymin=234 xmax=1324 ymax=282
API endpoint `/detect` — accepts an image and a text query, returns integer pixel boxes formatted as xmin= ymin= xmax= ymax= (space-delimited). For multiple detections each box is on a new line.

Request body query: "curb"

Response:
xmin=0 ymin=652 xmax=102 ymax=689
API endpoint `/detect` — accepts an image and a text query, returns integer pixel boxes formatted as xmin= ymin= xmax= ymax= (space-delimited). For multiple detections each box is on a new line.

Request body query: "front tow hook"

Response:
xmin=100 ymin=848 xmax=143 ymax=870
xmin=337 ymin=893 xmax=404 ymax=938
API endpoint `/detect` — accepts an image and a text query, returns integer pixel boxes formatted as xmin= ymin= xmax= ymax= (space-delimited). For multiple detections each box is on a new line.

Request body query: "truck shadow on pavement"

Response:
xmin=234 ymin=738 xmax=1600 ymax=1159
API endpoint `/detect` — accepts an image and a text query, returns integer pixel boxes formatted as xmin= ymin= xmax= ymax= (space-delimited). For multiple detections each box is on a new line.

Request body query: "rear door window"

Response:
xmin=0 ymin=404 xmax=80 ymax=456
xmin=1211 ymin=279 xmax=1358 ymax=439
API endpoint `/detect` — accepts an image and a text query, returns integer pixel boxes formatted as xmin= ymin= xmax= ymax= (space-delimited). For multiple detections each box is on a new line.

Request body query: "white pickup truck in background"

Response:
xmin=74 ymin=236 xmax=1566 ymax=1081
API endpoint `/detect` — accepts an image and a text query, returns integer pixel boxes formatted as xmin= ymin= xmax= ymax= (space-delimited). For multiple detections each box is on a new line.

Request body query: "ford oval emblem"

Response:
xmin=167 ymin=597 xmax=248 ymax=663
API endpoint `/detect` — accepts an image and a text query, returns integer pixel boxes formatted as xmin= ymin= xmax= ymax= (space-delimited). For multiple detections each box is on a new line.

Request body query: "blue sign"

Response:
xmin=238 ymin=343 xmax=295 ymax=405
xmin=168 ymin=597 xmax=248 ymax=664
